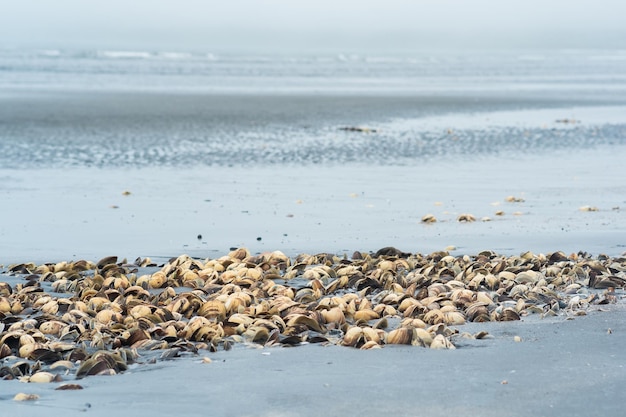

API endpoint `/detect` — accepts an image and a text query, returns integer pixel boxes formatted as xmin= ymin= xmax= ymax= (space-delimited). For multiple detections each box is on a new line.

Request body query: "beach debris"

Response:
xmin=555 ymin=118 xmax=580 ymax=124
xmin=495 ymin=211 xmax=505 ymax=216
xmin=0 ymin=247 xmax=623 ymax=381
xmin=421 ymin=214 xmax=437 ymax=223
xmin=505 ymin=196 xmax=525 ymax=203
xmin=457 ymin=213 xmax=476 ymax=222
xmin=579 ymin=205 xmax=599 ymax=212
xmin=122 ymin=190 xmax=132 ymax=196
xmin=56 ymin=384 xmax=84 ymax=390
xmin=339 ymin=126 xmax=378 ymax=133
xmin=513 ymin=336 xmax=522 ymax=343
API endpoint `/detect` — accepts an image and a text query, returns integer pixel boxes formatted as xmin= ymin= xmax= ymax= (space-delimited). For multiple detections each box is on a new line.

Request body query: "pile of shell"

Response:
xmin=1 ymin=247 xmax=624 ymax=382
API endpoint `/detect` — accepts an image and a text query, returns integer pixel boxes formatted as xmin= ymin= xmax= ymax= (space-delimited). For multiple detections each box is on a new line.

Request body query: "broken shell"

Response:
xmin=14 ymin=393 xmax=39 ymax=401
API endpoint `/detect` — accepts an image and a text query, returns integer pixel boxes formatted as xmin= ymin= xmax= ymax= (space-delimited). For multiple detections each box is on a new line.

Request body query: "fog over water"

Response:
xmin=2 ymin=0 xmax=625 ymax=52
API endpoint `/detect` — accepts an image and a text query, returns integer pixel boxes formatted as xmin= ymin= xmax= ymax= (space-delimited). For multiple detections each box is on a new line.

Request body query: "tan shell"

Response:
xmin=29 ymin=371 xmax=59 ymax=383
xmin=421 ymin=214 xmax=437 ymax=223
xmin=386 ymin=328 xmax=415 ymax=345
xmin=198 ymin=300 xmax=227 ymax=322
xmin=342 ymin=326 xmax=365 ymax=347
xmin=149 ymin=271 xmax=168 ymax=289
xmin=14 ymin=393 xmax=40 ymax=401
xmin=430 ymin=334 xmax=456 ymax=350
xmin=457 ymin=213 xmax=476 ymax=222
xmin=321 ymin=307 xmax=346 ymax=325
xmin=414 ymin=328 xmax=433 ymax=347
xmin=360 ymin=340 xmax=381 ymax=350
xmin=39 ymin=320 xmax=67 ymax=336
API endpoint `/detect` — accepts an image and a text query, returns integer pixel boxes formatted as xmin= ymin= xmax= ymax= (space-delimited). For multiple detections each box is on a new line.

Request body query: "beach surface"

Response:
xmin=1 ymin=52 xmax=626 ymax=416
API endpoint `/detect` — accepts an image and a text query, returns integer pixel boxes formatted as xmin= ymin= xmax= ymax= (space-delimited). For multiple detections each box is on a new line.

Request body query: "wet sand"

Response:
xmin=1 ymin=144 xmax=625 ymax=263
xmin=1 ymin=91 xmax=626 ymax=416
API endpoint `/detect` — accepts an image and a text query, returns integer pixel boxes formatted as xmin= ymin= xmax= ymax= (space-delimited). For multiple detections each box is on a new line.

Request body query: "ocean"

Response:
xmin=2 ymin=48 xmax=626 ymax=169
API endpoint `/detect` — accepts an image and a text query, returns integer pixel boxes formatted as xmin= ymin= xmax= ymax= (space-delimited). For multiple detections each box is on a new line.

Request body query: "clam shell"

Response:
xmin=198 ymin=300 xmax=227 ymax=322
xmin=342 ymin=326 xmax=365 ymax=347
xmin=0 ymin=343 xmax=11 ymax=359
xmin=386 ymin=328 xmax=415 ymax=345
xmin=29 ymin=371 xmax=59 ymax=383
xmin=421 ymin=214 xmax=437 ymax=223
xmin=243 ymin=326 xmax=270 ymax=344
xmin=414 ymin=328 xmax=433 ymax=347
xmin=430 ymin=334 xmax=456 ymax=350
xmin=353 ymin=309 xmax=379 ymax=322
xmin=39 ymin=320 xmax=67 ymax=336
xmin=360 ymin=340 xmax=381 ymax=350
xmin=321 ymin=307 xmax=346 ymax=325
xmin=148 ymin=271 xmax=168 ymax=289
xmin=285 ymin=314 xmax=325 ymax=333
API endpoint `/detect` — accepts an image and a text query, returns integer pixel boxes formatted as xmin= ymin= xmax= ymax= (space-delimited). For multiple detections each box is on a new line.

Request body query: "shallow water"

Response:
xmin=1 ymin=49 xmax=626 ymax=262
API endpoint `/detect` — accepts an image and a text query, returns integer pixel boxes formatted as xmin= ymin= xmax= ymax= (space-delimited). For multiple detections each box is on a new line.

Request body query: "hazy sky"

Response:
xmin=2 ymin=0 xmax=625 ymax=52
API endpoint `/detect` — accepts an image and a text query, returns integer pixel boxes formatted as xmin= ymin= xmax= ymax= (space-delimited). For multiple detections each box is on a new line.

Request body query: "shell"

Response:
xmin=386 ymin=328 xmax=415 ymax=345
xmin=29 ymin=371 xmax=60 ymax=383
xmin=421 ymin=214 xmax=437 ymax=223
xmin=148 ymin=271 xmax=168 ymax=289
xmin=430 ymin=334 xmax=456 ymax=350
xmin=342 ymin=326 xmax=365 ymax=347
xmin=14 ymin=393 xmax=40 ymax=401
xmin=321 ymin=307 xmax=346 ymax=325
xmin=198 ymin=300 xmax=227 ymax=322
xmin=457 ymin=214 xmax=476 ymax=222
